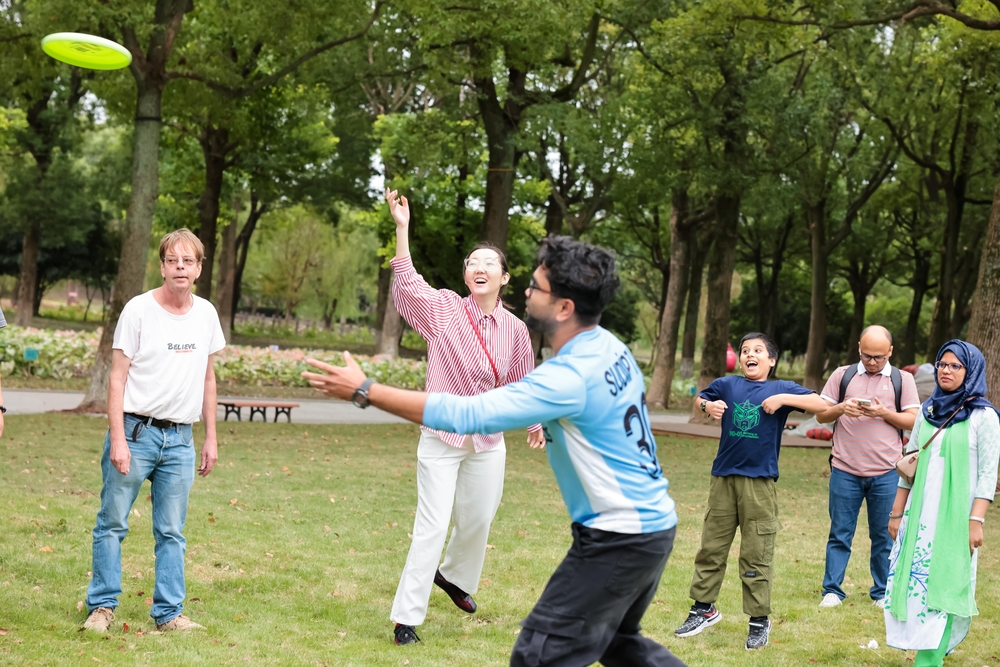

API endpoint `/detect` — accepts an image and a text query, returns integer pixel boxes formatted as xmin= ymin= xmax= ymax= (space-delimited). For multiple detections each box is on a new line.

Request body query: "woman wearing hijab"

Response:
xmin=885 ymin=340 xmax=1000 ymax=666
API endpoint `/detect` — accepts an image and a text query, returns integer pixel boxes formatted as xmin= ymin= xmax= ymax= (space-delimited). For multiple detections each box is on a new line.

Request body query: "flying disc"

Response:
xmin=41 ymin=33 xmax=132 ymax=70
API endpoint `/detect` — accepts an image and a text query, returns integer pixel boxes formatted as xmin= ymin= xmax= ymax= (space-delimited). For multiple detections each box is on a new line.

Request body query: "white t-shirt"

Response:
xmin=114 ymin=290 xmax=226 ymax=424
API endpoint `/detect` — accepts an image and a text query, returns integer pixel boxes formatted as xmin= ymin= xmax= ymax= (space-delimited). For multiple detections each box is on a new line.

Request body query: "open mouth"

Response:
xmin=745 ymin=360 xmax=759 ymax=369
xmin=474 ymin=278 xmax=487 ymax=285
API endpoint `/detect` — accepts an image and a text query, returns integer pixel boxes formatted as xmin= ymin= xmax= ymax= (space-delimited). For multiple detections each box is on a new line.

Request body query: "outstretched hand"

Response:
xmin=302 ymin=353 xmax=368 ymax=401
xmin=385 ymin=188 xmax=410 ymax=228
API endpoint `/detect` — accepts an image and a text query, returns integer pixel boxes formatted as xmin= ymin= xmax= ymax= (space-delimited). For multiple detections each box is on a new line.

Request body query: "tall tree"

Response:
xmin=77 ymin=0 xmax=193 ymax=413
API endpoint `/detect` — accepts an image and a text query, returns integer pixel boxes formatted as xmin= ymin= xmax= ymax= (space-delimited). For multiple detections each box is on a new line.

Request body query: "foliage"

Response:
xmin=0 ymin=326 xmax=427 ymax=389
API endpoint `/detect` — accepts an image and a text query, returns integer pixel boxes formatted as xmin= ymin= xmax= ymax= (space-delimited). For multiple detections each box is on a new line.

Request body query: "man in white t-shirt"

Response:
xmin=83 ymin=229 xmax=226 ymax=633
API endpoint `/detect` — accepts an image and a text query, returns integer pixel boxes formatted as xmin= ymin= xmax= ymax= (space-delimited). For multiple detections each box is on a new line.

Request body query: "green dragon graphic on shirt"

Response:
xmin=730 ymin=399 xmax=761 ymax=439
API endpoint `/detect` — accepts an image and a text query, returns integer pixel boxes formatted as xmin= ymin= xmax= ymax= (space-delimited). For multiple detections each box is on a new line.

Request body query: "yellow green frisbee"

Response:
xmin=41 ymin=32 xmax=132 ymax=70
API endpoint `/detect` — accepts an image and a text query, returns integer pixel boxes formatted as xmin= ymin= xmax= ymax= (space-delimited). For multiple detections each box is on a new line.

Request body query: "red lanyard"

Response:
xmin=464 ymin=305 xmax=501 ymax=387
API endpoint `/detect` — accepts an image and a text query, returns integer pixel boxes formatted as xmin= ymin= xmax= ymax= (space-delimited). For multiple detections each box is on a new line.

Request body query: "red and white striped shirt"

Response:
xmin=391 ymin=255 xmax=541 ymax=451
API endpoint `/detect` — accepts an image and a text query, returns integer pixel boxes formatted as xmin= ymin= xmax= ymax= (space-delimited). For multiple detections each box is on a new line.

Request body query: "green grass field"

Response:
xmin=1 ymin=414 xmax=998 ymax=666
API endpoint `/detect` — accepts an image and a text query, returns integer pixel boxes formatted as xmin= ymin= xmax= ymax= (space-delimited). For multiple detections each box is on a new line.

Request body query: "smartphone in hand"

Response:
xmin=855 ymin=398 xmax=872 ymax=407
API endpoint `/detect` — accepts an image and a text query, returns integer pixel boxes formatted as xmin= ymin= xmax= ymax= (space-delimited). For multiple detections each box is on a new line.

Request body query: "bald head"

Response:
xmin=859 ymin=325 xmax=893 ymax=373
xmin=860 ymin=325 xmax=892 ymax=346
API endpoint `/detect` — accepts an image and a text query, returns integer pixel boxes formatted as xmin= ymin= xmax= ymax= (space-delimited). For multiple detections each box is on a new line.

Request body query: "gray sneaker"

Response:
xmin=156 ymin=615 xmax=204 ymax=631
xmin=674 ymin=604 xmax=722 ymax=637
xmin=82 ymin=607 xmax=115 ymax=633
xmin=746 ymin=618 xmax=771 ymax=650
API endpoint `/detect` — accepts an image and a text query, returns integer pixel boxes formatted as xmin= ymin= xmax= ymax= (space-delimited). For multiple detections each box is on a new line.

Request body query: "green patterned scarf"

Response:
xmin=890 ymin=418 xmax=976 ymax=621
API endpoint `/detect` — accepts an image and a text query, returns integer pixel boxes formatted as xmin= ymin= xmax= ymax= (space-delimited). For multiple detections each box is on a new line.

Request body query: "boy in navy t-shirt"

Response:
xmin=674 ymin=332 xmax=827 ymax=650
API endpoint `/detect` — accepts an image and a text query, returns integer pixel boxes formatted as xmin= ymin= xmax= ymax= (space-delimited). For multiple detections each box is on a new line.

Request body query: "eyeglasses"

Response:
xmin=464 ymin=258 xmax=501 ymax=272
xmin=163 ymin=256 xmax=198 ymax=267
xmin=935 ymin=361 xmax=965 ymax=372
xmin=527 ymin=278 xmax=555 ymax=296
xmin=860 ymin=353 xmax=887 ymax=363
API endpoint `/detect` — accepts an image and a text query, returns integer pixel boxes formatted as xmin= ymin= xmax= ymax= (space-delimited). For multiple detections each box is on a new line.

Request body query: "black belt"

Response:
xmin=125 ymin=413 xmax=185 ymax=430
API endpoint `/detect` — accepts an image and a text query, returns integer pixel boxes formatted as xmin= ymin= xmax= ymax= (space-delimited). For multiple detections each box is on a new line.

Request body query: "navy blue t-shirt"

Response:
xmin=700 ymin=376 xmax=814 ymax=479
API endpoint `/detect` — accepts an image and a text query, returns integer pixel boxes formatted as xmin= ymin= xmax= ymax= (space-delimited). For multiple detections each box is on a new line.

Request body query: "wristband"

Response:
xmin=889 ymin=512 xmax=904 ymax=519
xmin=970 ymin=516 xmax=985 ymax=524
xmin=700 ymin=400 xmax=708 ymax=413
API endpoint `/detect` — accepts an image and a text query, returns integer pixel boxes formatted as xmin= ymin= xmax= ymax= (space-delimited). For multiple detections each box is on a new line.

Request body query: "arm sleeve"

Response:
xmin=112 ymin=301 xmax=140 ymax=359
xmin=424 ymin=357 xmax=587 ymax=435
xmin=974 ymin=409 xmax=1000 ymax=500
xmin=390 ymin=255 xmax=459 ymax=341
xmin=208 ymin=304 xmax=227 ymax=355
xmin=699 ymin=378 xmax=724 ymax=403
xmin=900 ymin=372 xmax=921 ymax=411
xmin=505 ymin=324 xmax=542 ymax=433
xmin=781 ymin=380 xmax=817 ymax=396
xmin=820 ymin=367 xmax=845 ymax=404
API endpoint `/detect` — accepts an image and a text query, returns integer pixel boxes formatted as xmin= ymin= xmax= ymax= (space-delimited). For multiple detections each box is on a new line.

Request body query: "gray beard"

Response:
xmin=525 ymin=313 xmax=556 ymax=335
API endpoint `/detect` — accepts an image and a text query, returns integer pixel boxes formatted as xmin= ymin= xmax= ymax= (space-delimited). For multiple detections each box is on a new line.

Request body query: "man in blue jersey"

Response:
xmin=304 ymin=236 xmax=686 ymax=666
xmin=673 ymin=333 xmax=827 ymax=650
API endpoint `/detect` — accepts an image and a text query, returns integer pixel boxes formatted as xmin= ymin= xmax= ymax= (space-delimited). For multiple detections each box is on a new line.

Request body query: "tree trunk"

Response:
xmin=215 ymin=215 xmax=238 ymax=343
xmin=377 ymin=271 xmax=403 ymax=358
xmin=231 ymin=197 xmax=265 ymax=331
xmin=474 ymin=62 xmax=521 ymax=253
xmin=15 ymin=224 xmax=40 ymax=327
xmin=694 ymin=194 xmax=740 ymax=416
xmin=926 ymin=185 xmax=965 ymax=358
xmin=845 ymin=282 xmax=866 ymax=365
xmin=648 ymin=191 xmax=692 ymax=408
xmin=680 ymin=233 xmax=708 ymax=380
xmin=374 ymin=264 xmax=391 ymax=350
xmin=966 ymin=173 xmax=1000 ymax=406
xmin=479 ymin=121 xmax=516 ymax=251
xmin=804 ymin=201 xmax=828 ymax=390
xmin=80 ymin=86 xmax=164 ymax=412
xmin=194 ymin=125 xmax=231 ymax=303
xmin=77 ymin=0 xmax=190 ymax=414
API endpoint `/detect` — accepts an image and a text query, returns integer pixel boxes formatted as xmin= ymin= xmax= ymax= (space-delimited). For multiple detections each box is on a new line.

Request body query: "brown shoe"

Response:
xmin=156 ymin=615 xmax=204 ymax=631
xmin=82 ymin=607 xmax=115 ymax=632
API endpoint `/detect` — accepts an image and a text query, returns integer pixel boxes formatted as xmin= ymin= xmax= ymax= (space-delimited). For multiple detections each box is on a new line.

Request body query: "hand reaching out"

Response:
xmin=385 ymin=188 xmax=409 ymax=228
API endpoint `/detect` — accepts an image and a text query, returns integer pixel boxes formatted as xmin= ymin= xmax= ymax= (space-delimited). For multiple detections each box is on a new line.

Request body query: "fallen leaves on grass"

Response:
xmin=122 ymin=623 xmax=129 ymax=633
xmin=144 ymin=598 xmax=152 ymax=605
xmin=38 ymin=546 xmax=53 ymax=553
xmin=0 ymin=628 xmax=7 ymax=636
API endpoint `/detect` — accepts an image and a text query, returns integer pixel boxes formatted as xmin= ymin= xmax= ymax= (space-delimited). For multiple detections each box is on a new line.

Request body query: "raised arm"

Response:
xmin=387 ymin=188 xmax=411 ymax=260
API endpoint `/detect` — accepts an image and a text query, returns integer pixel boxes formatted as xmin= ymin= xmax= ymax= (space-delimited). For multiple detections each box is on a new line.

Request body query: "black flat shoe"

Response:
xmin=394 ymin=623 xmax=421 ymax=646
xmin=434 ymin=569 xmax=477 ymax=614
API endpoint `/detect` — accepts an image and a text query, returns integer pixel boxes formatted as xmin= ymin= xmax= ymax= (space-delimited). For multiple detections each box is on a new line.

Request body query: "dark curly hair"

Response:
xmin=535 ymin=236 xmax=620 ymax=325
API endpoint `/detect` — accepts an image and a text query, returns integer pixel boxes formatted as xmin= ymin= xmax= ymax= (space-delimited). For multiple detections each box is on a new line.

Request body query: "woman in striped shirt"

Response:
xmin=384 ymin=189 xmax=544 ymax=646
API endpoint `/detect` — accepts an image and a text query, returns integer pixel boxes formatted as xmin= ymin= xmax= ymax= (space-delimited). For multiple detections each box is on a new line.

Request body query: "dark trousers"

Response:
xmin=510 ymin=523 xmax=686 ymax=667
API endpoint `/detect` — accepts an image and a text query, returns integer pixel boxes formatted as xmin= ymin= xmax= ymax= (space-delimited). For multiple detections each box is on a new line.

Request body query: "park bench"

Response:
xmin=219 ymin=400 xmax=300 ymax=423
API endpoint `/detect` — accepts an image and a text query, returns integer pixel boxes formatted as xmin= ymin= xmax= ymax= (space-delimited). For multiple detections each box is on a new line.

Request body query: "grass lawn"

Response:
xmin=1 ymin=414 xmax=998 ymax=666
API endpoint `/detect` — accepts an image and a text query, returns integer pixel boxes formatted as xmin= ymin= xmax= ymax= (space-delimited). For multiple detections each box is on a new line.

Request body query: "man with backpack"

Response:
xmin=815 ymin=325 xmax=919 ymax=608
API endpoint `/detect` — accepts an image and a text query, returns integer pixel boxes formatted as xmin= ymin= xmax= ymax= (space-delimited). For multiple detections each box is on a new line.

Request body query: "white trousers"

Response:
xmin=390 ymin=431 xmax=506 ymax=626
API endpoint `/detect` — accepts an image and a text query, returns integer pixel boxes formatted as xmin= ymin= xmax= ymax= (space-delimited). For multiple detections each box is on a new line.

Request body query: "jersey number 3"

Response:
xmin=623 ymin=392 xmax=662 ymax=479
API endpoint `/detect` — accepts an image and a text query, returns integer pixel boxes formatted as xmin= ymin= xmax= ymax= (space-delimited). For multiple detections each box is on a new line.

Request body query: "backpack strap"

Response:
xmin=890 ymin=365 xmax=903 ymax=443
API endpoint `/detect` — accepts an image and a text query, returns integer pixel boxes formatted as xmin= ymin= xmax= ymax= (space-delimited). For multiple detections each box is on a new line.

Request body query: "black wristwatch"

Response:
xmin=352 ymin=379 xmax=375 ymax=409
xmin=700 ymin=400 xmax=708 ymax=413
xmin=0 ymin=405 xmax=6 ymax=414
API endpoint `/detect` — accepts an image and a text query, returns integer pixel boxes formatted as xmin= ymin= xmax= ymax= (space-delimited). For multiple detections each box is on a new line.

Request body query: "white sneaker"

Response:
xmin=819 ymin=593 xmax=842 ymax=608
xmin=873 ymin=597 xmax=887 ymax=609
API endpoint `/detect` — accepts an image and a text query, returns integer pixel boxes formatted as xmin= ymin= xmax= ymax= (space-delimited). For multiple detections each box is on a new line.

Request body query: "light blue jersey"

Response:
xmin=424 ymin=326 xmax=677 ymax=534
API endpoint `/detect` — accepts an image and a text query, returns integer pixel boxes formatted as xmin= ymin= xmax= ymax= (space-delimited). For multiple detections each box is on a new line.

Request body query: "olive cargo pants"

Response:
xmin=689 ymin=475 xmax=781 ymax=617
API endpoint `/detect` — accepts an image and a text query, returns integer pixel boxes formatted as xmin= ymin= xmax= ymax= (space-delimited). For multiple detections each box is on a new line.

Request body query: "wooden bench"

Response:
xmin=219 ymin=400 xmax=300 ymax=423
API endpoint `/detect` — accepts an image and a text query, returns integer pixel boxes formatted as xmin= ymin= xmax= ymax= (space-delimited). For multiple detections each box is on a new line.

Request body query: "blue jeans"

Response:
xmin=822 ymin=467 xmax=897 ymax=601
xmin=87 ymin=415 xmax=195 ymax=625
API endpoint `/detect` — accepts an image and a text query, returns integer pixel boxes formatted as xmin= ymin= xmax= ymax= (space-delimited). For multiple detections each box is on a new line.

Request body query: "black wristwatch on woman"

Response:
xmin=0 ymin=405 xmax=6 ymax=414
xmin=700 ymin=400 xmax=708 ymax=413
